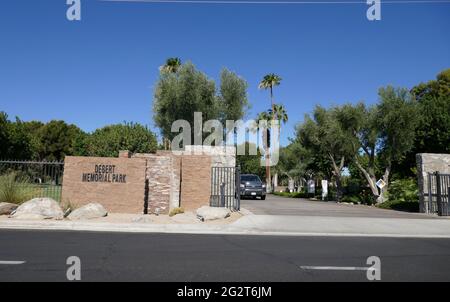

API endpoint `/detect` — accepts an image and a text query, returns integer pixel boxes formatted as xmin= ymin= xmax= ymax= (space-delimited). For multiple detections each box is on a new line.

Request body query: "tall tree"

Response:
xmin=258 ymin=73 xmax=282 ymax=113
xmin=153 ymin=62 xmax=250 ymax=148
xmin=258 ymin=73 xmax=282 ymax=192
xmin=219 ymin=68 xmax=250 ymax=123
xmin=394 ymin=69 xmax=450 ymax=176
xmin=219 ymin=68 xmax=250 ymax=144
xmin=153 ymin=62 xmax=218 ymax=146
xmin=158 ymin=57 xmax=182 ymax=149
xmin=268 ymin=104 xmax=288 ymax=188
xmin=159 ymin=57 xmax=182 ymax=74
xmin=297 ymin=106 xmax=354 ymax=201
xmin=342 ymin=87 xmax=420 ymax=203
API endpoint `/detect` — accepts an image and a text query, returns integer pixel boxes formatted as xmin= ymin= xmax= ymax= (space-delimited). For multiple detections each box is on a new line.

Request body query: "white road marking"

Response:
xmin=300 ymin=265 xmax=369 ymax=271
xmin=0 ymin=261 xmax=26 ymax=265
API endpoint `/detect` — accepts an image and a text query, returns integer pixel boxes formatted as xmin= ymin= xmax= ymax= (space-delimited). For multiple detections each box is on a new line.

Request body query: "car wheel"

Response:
xmin=261 ymin=195 xmax=266 ymax=200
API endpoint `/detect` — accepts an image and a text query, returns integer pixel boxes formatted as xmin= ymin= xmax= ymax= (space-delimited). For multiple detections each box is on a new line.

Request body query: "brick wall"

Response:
xmin=62 ymin=156 xmax=147 ymax=213
xmin=62 ymin=147 xmax=235 ymax=214
xmin=180 ymin=155 xmax=212 ymax=211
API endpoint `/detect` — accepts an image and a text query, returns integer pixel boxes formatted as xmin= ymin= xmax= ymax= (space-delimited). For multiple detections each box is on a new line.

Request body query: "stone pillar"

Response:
xmin=416 ymin=153 xmax=450 ymax=213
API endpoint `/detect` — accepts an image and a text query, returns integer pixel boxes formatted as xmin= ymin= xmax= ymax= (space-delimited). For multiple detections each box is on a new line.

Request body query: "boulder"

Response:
xmin=0 ymin=202 xmax=18 ymax=215
xmin=196 ymin=206 xmax=231 ymax=221
xmin=68 ymin=203 xmax=108 ymax=220
xmin=11 ymin=198 xmax=64 ymax=220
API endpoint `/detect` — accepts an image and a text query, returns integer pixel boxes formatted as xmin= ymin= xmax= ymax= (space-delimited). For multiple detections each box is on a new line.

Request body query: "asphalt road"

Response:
xmin=241 ymin=194 xmax=436 ymax=219
xmin=1 ymin=230 xmax=450 ymax=281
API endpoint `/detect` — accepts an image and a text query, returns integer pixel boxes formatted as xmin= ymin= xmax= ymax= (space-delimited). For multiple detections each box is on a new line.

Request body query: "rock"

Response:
xmin=11 ymin=198 xmax=64 ymax=220
xmin=196 ymin=206 xmax=231 ymax=221
xmin=68 ymin=203 xmax=108 ymax=220
xmin=0 ymin=202 xmax=18 ymax=215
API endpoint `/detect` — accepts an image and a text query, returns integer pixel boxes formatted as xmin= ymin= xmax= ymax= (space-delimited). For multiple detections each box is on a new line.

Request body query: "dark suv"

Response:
xmin=240 ymin=174 xmax=266 ymax=200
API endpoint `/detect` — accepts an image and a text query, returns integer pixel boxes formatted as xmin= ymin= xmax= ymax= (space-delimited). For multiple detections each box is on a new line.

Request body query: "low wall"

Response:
xmin=62 ymin=156 xmax=147 ymax=213
xmin=180 ymin=155 xmax=212 ymax=211
xmin=61 ymin=146 xmax=236 ymax=214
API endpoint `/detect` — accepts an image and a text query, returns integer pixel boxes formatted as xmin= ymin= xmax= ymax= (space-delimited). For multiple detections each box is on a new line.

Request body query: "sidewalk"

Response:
xmin=229 ymin=215 xmax=450 ymax=238
xmin=1 ymin=213 xmax=450 ymax=238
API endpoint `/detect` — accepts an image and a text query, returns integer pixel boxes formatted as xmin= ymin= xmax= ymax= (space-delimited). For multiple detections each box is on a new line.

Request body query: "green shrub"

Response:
xmin=0 ymin=172 xmax=35 ymax=204
xmin=376 ymin=178 xmax=419 ymax=212
xmin=377 ymin=200 xmax=419 ymax=212
xmin=169 ymin=207 xmax=185 ymax=217
xmin=340 ymin=195 xmax=361 ymax=204
xmin=273 ymin=191 xmax=314 ymax=199
xmin=387 ymin=178 xmax=419 ymax=203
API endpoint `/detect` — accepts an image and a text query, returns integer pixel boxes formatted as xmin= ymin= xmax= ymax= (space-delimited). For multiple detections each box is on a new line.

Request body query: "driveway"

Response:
xmin=241 ymin=194 xmax=437 ymax=219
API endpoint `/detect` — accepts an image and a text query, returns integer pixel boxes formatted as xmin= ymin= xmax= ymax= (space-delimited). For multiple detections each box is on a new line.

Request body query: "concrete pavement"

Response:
xmin=1 ymin=211 xmax=450 ymax=238
xmin=1 ymin=195 xmax=449 ymax=238
xmin=231 ymin=215 xmax=450 ymax=238
xmin=1 ymin=230 xmax=449 ymax=281
xmin=241 ymin=194 xmax=437 ymax=218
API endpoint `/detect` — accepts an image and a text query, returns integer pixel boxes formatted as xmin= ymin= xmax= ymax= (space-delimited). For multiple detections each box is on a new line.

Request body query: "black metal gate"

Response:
xmin=210 ymin=166 xmax=240 ymax=211
xmin=427 ymin=172 xmax=450 ymax=216
xmin=0 ymin=160 xmax=64 ymax=202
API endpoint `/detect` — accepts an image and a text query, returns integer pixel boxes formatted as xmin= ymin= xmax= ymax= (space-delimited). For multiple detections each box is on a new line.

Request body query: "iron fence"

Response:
xmin=427 ymin=172 xmax=450 ymax=216
xmin=0 ymin=160 xmax=64 ymax=202
xmin=210 ymin=166 xmax=240 ymax=211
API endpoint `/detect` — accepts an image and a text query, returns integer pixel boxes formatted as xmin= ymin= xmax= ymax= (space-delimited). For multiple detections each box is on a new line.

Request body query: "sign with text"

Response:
xmin=62 ymin=156 xmax=146 ymax=213
xmin=82 ymin=164 xmax=127 ymax=183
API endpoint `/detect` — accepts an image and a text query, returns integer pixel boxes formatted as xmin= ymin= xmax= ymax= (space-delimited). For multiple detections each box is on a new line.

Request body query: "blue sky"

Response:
xmin=0 ymin=0 xmax=449 ymax=146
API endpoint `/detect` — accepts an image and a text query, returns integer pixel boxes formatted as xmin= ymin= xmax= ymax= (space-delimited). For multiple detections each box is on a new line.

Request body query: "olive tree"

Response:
xmin=296 ymin=105 xmax=355 ymax=201
xmin=339 ymin=87 xmax=420 ymax=203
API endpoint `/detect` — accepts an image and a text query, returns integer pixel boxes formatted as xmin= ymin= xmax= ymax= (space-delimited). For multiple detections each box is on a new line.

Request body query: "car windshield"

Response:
xmin=241 ymin=175 xmax=261 ymax=182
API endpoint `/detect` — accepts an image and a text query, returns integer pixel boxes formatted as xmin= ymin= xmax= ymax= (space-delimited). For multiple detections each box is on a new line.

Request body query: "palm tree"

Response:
xmin=258 ymin=74 xmax=282 ymax=192
xmin=268 ymin=104 xmax=288 ymax=190
xmin=159 ymin=57 xmax=182 ymax=73
xmin=269 ymin=104 xmax=288 ymax=131
xmin=253 ymin=111 xmax=270 ymax=189
xmin=258 ymin=73 xmax=282 ymax=113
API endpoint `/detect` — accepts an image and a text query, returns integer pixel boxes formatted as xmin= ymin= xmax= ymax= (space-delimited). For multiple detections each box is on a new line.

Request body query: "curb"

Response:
xmin=2 ymin=220 xmax=450 ymax=238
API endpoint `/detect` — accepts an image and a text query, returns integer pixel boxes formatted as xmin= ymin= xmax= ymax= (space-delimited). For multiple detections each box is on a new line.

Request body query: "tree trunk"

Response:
xmin=354 ymin=159 xmax=380 ymax=204
xmin=266 ymin=155 xmax=271 ymax=192
xmin=273 ymin=173 xmax=278 ymax=191
xmin=377 ymin=162 xmax=391 ymax=203
xmin=266 ymin=86 xmax=274 ymax=193
xmin=262 ymin=127 xmax=271 ymax=192
xmin=329 ymin=154 xmax=345 ymax=202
